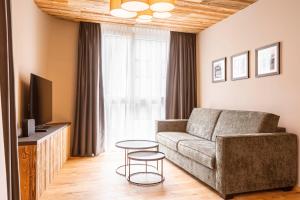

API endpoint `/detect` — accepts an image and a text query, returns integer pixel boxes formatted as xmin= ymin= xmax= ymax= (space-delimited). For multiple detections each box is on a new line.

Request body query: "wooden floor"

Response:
xmin=40 ymin=153 xmax=300 ymax=200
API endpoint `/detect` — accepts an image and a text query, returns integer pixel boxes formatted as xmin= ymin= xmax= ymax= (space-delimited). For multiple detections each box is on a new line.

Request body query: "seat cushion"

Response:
xmin=156 ymin=132 xmax=201 ymax=151
xmin=178 ymin=139 xmax=216 ymax=169
xmin=186 ymin=108 xmax=222 ymax=140
xmin=212 ymin=110 xmax=280 ymax=141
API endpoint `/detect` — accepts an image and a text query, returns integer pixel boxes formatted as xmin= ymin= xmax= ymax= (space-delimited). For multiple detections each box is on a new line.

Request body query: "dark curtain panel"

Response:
xmin=72 ymin=22 xmax=105 ymax=156
xmin=166 ymin=31 xmax=197 ymax=119
xmin=0 ymin=0 xmax=21 ymax=199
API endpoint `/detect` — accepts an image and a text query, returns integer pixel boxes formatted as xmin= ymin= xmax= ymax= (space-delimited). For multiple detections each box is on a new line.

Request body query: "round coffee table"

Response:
xmin=127 ymin=151 xmax=165 ymax=186
xmin=115 ymin=140 xmax=159 ymax=177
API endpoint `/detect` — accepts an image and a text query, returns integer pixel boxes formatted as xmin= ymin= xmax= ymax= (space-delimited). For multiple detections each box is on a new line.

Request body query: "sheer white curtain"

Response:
xmin=102 ymin=24 xmax=170 ymax=151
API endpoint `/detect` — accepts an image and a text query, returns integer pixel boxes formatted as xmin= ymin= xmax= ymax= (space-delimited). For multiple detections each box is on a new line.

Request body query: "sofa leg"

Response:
xmin=220 ymin=194 xmax=234 ymax=200
xmin=282 ymin=186 xmax=293 ymax=192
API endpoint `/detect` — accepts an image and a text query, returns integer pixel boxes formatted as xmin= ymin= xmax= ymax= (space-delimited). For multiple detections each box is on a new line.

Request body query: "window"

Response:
xmin=102 ymin=25 xmax=170 ymax=151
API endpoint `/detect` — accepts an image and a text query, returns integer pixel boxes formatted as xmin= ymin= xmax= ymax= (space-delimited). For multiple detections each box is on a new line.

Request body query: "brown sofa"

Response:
xmin=156 ymin=108 xmax=297 ymax=199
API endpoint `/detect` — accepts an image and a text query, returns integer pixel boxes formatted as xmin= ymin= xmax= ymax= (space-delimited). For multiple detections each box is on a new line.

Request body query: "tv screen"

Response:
xmin=29 ymin=74 xmax=52 ymax=126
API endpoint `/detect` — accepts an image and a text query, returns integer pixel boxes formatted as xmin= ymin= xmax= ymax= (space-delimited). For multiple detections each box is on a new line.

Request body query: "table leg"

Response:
xmin=146 ymin=161 xmax=148 ymax=173
xmin=124 ymin=149 xmax=127 ymax=177
xmin=161 ymin=159 xmax=163 ymax=182
xmin=156 ymin=146 xmax=159 ymax=170
xmin=128 ymin=158 xmax=131 ymax=181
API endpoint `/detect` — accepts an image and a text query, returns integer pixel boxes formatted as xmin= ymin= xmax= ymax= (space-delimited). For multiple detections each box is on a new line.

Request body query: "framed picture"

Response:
xmin=212 ymin=58 xmax=226 ymax=83
xmin=256 ymin=42 xmax=280 ymax=78
xmin=231 ymin=51 xmax=249 ymax=81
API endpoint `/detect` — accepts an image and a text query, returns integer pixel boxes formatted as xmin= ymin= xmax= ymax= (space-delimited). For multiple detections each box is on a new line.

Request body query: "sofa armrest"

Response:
xmin=155 ymin=119 xmax=188 ymax=133
xmin=216 ymin=132 xmax=298 ymax=196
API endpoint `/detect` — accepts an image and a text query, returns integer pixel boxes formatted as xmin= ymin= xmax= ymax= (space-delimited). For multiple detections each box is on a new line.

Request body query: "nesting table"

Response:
xmin=115 ymin=140 xmax=165 ymax=185
xmin=127 ymin=151 xmax=165 ymax=185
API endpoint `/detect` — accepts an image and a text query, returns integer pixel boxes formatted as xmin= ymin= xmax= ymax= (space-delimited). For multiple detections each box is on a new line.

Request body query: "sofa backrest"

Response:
xmin=186 ymin=108 xmax=222 ymax=140
xmin=211 ymin=110 xmax=280 ymax=141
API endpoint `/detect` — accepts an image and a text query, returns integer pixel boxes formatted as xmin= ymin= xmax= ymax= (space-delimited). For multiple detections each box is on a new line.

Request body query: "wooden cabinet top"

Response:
xmin=18 ymin=123 xmax=71 ymax=146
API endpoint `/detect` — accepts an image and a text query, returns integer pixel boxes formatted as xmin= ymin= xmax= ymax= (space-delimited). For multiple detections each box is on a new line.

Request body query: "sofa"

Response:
xmin=156 ymin=108 xmax=297 ymax=199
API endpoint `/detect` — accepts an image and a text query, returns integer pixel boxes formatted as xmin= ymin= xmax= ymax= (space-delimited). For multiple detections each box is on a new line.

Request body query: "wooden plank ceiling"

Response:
xmin=34 ymin=0 xmax=257 ymax=33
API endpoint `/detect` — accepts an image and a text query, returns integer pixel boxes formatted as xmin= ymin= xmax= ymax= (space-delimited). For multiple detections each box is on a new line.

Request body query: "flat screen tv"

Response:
xmin=29 ymin=74 xmax=52 ymax=129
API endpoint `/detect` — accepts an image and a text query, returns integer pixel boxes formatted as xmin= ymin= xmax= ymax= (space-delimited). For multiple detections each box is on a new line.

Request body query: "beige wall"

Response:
xmin=11 ymin=0 xmax=78 ymax=135
xmin=46 ymin=19 xmax=78 ymax=125
xmin=198 ymin=0 xmax=300 ymax=183
xmin=12 ymin=0 xmax=50 ymax=133
xmin=6 ymin=0 xmax=78 ymax=194
xmin=0 ymin=0 xmax=78 ymax=195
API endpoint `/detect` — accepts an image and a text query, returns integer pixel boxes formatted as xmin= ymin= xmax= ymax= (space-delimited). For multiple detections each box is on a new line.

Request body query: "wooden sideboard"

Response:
xmin=18 ymin=123 xmax=71 ymax=200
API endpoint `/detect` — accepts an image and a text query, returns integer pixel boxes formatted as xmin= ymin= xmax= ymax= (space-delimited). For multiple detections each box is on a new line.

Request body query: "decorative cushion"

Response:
xmin=178 ymin=139 xmax=216 ymax=169
xmin=156 ymin=132 xmax=201 ymax=151
xmin=186 ymin=108 xmax=222 ymax=140
xmin=211 ymin=110 xmax=280 ymax=141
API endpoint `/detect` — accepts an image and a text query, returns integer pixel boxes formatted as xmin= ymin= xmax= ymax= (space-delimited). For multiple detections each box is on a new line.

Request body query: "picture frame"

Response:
xmin=231 ymin=51 xmax=249 ymax=81
xmin=255 ymin=42 xmax=280 ymax=78
xmin=212 ymin=57 xmax=226 ymax=83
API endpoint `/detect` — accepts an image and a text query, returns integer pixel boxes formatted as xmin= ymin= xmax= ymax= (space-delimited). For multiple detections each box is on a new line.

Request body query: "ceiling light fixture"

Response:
xmin=110 ymin=0 xmax=137 ymax=18
xmin=110 ymin=0 xmax=175 ymax=21
xmin=136 ymin=18 xmax=152 ymax=23
xmin=149 ymin=0 xmax=175 ymax=12
xmin=121 ymin=0 xmax=149 ymax=12
xmin=153 ymin=11 xmax=171 ymax=19
xmin=137 ymin=9 xmax=153 ymax=20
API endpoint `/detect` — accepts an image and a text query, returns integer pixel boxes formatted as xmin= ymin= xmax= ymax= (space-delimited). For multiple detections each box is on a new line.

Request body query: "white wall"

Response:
xmin=198 ymin=0 xmax=300 ymax=183
xmin=0 ymin=94 xmax=8 ymax=200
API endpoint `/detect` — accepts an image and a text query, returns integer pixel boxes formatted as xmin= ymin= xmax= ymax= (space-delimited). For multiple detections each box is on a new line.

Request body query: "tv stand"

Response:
xmin=35 ymin=125 xmax=52 ymax=132
xmin=18 ymin=123 xmax=71 ymax=200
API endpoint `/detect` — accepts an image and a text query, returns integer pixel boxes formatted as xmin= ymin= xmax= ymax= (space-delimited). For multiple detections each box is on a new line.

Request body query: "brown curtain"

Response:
xmin=72 ymin=22 xmax=105 ymax=156
xmin=0 ymin=0 xmax=21 ymax=199
xmin=166 ymin=31 xmax=197 ymax=119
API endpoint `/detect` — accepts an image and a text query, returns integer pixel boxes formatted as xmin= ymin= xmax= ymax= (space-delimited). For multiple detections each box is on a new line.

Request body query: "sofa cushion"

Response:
xmin=178 ymin=139 xmax=216 ymax=169
xmin=212 ymin=110 xmax=280 ymax=141
xmin=186 ymin=108 xmax=222 ymax=140
xmin=156 ymin=132 xmax=201 ymax=151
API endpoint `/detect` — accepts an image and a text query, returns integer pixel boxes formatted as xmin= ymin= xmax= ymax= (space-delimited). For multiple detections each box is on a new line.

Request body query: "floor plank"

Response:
xmin=40 ymin=153 xmax=300 ymax=200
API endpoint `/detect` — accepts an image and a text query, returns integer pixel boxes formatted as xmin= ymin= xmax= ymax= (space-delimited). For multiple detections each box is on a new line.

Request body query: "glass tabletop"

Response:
xmin=115 ymin=140 xmax=158 ymax=149
xmin=128 ymin=151 xmax=165 ymax=161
